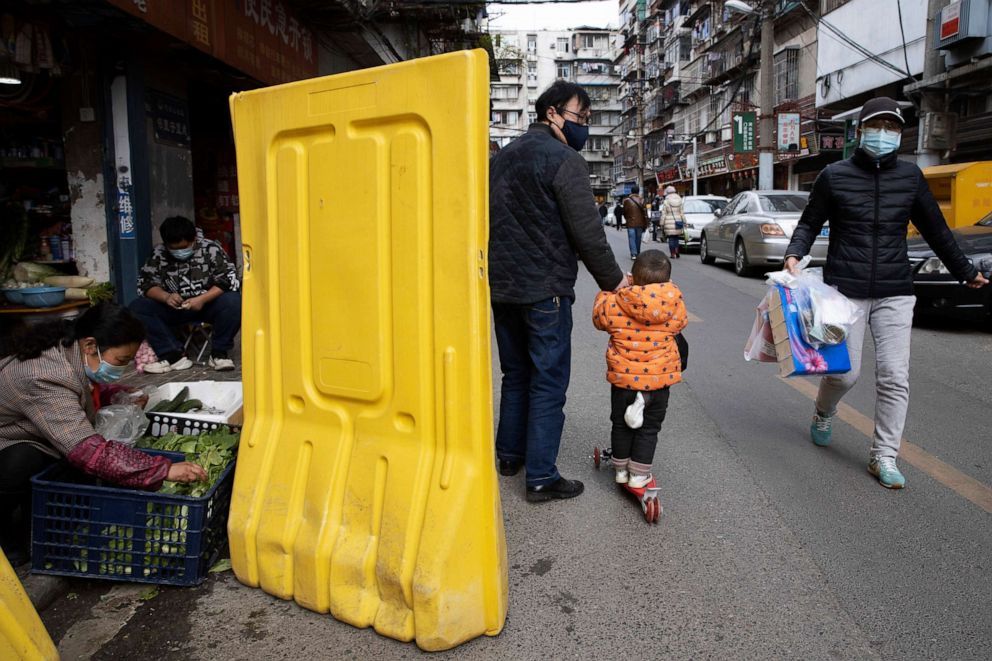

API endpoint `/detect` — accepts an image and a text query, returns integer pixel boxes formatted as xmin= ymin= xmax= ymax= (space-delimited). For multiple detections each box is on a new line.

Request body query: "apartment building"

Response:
xmin=615 ymin=0 xmax=844 ymax=198
xmin=490 ymin=27 xmax=622 ymax=196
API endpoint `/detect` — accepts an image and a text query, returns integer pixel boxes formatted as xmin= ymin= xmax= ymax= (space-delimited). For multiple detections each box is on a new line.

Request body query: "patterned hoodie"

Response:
xmin=593 ymin=282 xmax=688 ymax=391
xmin=137 ymin=237 xmax=240 ymax=298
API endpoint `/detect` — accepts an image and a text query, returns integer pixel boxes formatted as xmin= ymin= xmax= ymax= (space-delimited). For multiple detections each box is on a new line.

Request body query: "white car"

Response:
xmin=680 ymin=195 xmax=730 ymax=250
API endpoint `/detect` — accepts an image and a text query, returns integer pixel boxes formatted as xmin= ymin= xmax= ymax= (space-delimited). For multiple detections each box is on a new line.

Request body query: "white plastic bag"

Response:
xmin=624 ymin=392 xmax=645 ymax=429
xmin=764 ymin=258 xmax=862 ymax=349
xmin=94 ymin=404 xmax=149 ymax=446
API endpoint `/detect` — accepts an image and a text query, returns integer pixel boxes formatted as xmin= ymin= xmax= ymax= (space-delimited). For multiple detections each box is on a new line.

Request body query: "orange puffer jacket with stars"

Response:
xmin=592 ymin=282 xmax=688 ymax=391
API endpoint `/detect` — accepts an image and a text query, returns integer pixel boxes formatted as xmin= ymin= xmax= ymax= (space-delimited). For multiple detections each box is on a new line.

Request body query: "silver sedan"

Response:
xmin=699 ymin=190 xmax=829 ymax=276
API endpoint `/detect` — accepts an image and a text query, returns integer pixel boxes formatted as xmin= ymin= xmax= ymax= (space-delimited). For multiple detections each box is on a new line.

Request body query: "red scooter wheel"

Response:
xmin=593 ymin=447 xmax=601 ymax=469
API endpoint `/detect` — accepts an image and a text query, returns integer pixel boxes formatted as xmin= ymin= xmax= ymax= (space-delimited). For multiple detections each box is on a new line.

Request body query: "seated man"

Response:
xmin=130 ymin=215 xmax=241 ymax=373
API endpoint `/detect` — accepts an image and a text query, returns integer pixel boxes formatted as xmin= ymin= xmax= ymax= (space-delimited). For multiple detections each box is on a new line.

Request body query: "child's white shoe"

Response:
xmin=628 ymin=473 xmax=652 ymax=489
xmin=624 ymin=392 xmax=645 ymax=429
xmin=614 ymin=469 xmax=629 ymax=484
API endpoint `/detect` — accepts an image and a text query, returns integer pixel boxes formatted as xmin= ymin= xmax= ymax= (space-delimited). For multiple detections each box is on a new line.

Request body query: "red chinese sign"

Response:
xmin=105 ymin=0 xmax=317 ymax=85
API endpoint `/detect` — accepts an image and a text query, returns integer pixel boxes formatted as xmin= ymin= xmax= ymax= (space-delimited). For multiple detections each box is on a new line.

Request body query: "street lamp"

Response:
xmin=725 ymin=0 xmax=774 ymax=191
xmin=671 ymin=136 xmax=698 ymax=196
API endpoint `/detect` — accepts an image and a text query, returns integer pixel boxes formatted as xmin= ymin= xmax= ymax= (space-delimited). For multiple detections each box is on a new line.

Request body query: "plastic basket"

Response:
xmin=30 ymin=444 xmax=235 ymax=586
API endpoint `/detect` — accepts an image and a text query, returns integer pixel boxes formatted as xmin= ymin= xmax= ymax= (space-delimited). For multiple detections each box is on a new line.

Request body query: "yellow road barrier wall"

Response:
xmin=228 ymin=49 xmax=507 ymax=651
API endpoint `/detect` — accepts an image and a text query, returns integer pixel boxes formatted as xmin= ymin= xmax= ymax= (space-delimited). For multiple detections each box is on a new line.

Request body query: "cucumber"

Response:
xmin=175 ymin=399 xmax=203 ymax=413
xmin=149 ymin=400 xmax=172 ymax=413
xmin=164 ymin=386 xmax=189 ymax=413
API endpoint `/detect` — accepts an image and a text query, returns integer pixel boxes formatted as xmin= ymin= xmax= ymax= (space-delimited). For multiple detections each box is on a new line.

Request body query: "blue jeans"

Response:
xmin=668 ymin=236 xmax=681 ymax=254
xmin=627 ymin=227 xmax=643 ymax=258
xmin=129 ymin=291 xmax=242 ymax=357
xmin=492 ymin=297 xmax=573 ymax=487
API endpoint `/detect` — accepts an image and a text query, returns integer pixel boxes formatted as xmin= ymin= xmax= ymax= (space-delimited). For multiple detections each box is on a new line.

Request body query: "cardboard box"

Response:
xmin=768 ymin=285 xmax=851 ymax=377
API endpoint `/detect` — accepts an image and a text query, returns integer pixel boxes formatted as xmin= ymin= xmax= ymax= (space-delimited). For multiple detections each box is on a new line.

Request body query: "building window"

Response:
xmin=491 ymin=110 xmax=519 ymax=125
xmin=491 ymin=86 xmax=519 ymax=100
xmin=822 ymin=0 xmax=852 ymax=13
xmin=774 ymin=47 xmax=799 ymax=104
xmin=528 ymin=112 xmax=537 ymax=124
xmin=497 ymin=60 xmax=519 ymax=76
xmin=557 ymin=37 xmax=569 ymax=52
xmin=557 ymin=63 xmax=571 ymax=79
xmin=527 ymin=34 xmax=537 ymax=53
xmin=679 ymin=35 xmax=692 ymax=61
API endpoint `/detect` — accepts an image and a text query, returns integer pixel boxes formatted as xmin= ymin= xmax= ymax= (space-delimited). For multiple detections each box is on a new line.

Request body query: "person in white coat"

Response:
xmin=660 ymin=186 xmax=686 ymax=259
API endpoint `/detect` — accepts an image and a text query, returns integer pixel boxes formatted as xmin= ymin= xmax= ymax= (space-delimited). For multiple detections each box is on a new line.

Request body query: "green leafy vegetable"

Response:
xmin=139 ymin=427 xmax=239 ymax=497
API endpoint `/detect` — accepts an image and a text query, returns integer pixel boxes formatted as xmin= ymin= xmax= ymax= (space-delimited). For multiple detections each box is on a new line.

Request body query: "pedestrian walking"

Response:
xmin=660 ymin=186 xmax=686 ymax=259
xmin=785 ymin=96 xmax=988 ymax=489
xmin=613 ymin=200 xmax=624 ymax=230
xmin=598 ymin=201 xmax=609 ymax=226
xmin=489 ymin=80 xmax=626 ymax=502
xmin=622 ymin=185 xmax=647 ymax=260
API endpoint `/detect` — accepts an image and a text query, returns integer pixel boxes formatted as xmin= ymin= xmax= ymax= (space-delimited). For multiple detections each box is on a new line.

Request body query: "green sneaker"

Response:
xmin=868 ymin=456 xmax=906 ymax=489
xmin=810 ymin=412 xmax=833 ymax=447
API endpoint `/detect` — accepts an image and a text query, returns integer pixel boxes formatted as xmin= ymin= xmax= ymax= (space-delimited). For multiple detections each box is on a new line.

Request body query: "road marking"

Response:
xmin=782 ymin=377 xmax=992 ymax=514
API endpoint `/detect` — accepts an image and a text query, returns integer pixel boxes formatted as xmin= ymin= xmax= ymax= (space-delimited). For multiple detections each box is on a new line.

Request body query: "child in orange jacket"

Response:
xmin=593 ymin=250 xmax=688 ymax=487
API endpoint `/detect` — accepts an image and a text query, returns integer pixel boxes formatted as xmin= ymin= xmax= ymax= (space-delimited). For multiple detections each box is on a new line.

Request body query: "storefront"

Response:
xmin=1 ymin=0 xmax=318 ymax=304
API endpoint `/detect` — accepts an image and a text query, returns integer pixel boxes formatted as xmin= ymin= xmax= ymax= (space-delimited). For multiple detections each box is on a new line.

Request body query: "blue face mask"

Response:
xmin=561 ymin=119 xmax=589 ymax=152
xmin=169 ymin=247 xmax=195 ymax=261
xmin=860 ymin=128 xmax=901 ymax=157
xmin=84 ymin=348 xmax=127 ymax=384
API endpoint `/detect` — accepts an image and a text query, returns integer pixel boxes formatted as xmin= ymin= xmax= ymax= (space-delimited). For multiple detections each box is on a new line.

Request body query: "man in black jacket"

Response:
xmin=490 ymin=80 xmax=625 ymax=502
xmin=785 ymin=97 xmax=987 ymax=489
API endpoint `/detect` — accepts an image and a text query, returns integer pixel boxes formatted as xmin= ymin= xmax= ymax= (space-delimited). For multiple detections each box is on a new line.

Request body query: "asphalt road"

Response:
xmin=39 ymin=226 xmax=991 ymax=660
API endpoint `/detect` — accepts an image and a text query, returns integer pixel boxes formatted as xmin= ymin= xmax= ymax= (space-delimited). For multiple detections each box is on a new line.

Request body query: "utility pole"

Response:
xmin=916 ymin=0 xmax=950 ymax=168
xmin=635 ymin=16 xmax=645 ymax=193
xmin=758 ymin=1 xmax=774 ymax=190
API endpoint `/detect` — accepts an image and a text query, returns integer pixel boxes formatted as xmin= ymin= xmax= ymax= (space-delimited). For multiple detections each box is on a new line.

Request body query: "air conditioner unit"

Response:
xmin=602 ymin=150 xmax=611 ymax=157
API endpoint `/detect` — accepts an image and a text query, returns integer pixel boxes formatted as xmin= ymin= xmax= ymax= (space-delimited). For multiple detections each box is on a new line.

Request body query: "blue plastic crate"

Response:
xmin=30 ymin=449 xmax=235 ymax=586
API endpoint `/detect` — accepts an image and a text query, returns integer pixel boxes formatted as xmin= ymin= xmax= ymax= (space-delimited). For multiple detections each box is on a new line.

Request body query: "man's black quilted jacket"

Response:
xmin=489 ymin=123 xmax=622 ymax=304
xmin=788 ymin=148 xmax=977 ymax=299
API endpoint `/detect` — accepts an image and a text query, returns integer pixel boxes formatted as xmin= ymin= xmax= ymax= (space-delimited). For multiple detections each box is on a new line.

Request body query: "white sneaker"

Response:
xmin=170 ymin=357 xmax=194 ymax=371
xmin=614 ymin=469 xmax=629 ymax=484
xmin=143 ymin=360 xmax=172 ymax=374
xmin=208 ymin=356 xmax=235 ymax=371
xmin=628 ymin=473 xmax=652 ymax=489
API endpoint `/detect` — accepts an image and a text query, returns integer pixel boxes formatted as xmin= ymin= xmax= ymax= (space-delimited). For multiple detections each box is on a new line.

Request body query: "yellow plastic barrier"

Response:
xmin=228 ymin=49 xmax=507 ymax=651
xmin=0 ymin=550 xmax=58 ymax=661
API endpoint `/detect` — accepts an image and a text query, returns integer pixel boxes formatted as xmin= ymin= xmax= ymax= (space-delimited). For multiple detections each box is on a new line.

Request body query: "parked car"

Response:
xmin=908 ymin=210 xmax=992 ymax=322
xmin=699 ymin=190 xmax=828 ymax=276
xmin=680 ymin=195 xmax=729 ymax=250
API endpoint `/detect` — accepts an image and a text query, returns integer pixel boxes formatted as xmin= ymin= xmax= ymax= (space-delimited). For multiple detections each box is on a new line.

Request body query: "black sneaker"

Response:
xmin=526 ymin=477 xmax=584 ymax=502
xmin=498 ymin=459 xmax=523 ymax=476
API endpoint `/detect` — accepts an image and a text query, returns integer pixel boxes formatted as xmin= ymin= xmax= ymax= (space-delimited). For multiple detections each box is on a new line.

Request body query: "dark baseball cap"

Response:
xmin=858 ymin=97 xmax=905 ymax=126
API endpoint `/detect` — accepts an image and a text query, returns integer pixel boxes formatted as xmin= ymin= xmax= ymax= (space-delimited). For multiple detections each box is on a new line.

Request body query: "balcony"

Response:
xmin=681 ymin=57 xmax=704 ymax=97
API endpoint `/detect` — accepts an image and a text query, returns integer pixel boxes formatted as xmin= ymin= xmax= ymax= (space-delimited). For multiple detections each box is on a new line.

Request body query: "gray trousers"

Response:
xmin=815 ymin=296 xmax=916 ymax=459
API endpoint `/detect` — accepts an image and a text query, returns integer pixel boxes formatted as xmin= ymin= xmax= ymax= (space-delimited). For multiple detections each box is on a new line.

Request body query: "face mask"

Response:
xmin=169 ymin=247 xmax=195 ymax=261
xmin=560 ymin=119 xmax=589 ymax=152
xmin=84 ymin=347 xmax=127 ymax=384
xmin=860 ymin=128 xmax=901 ymax=157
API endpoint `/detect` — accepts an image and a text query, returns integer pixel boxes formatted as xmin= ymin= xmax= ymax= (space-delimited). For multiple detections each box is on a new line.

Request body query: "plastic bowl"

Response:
xmin=20 ymin=286 xmax=66 ymax=308
xmin=2 ymin=288 xmax=26 ymax=304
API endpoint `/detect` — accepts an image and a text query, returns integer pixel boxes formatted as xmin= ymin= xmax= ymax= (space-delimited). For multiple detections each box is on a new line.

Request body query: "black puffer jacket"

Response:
xmin=788 ymin=148 xmax=977 ymax=299
xmin=489 ymin=124 xmax=623 ymax=304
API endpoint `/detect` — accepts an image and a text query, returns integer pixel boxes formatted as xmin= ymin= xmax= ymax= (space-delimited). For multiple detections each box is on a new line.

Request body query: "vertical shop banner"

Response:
xmin=777 ymin=112 xmax=801 ymax=152
xmin=104 ymin=0 xmax=317 ymax=84
xmin=733 ymin=111 xmax=756 ymax=153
